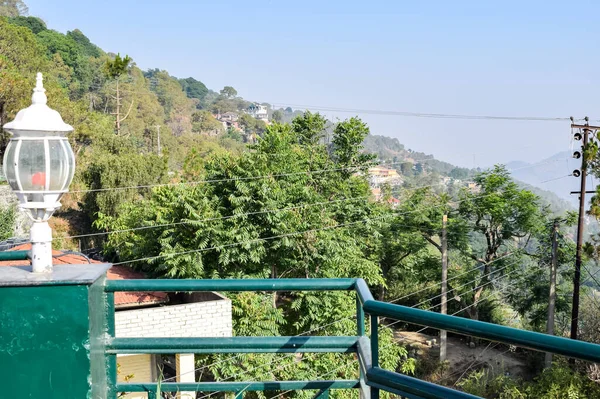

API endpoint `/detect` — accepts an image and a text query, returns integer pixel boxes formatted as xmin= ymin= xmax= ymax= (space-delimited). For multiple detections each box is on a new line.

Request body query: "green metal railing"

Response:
xmin=104 ymin=278 xmax=600 ymax=399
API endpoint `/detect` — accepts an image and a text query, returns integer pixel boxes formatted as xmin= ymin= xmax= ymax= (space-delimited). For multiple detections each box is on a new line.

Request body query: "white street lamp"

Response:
xmin=2 ymin=73 xmax=75 ymax=273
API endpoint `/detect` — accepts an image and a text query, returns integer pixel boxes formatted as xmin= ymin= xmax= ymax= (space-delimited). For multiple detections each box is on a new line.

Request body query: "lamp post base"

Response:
xmin=30 ymin=221 xmax=53 ymax=273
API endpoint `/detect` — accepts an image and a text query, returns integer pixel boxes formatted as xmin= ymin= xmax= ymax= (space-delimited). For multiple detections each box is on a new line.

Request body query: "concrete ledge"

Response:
xmin=0 ymin=263 xmax=111 ymax=286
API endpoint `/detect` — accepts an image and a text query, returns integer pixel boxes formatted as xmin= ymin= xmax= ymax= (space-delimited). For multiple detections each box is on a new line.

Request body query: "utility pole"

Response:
xmin=440 ymin=214 xmax=448 ymax=363
xmin=545 ymin=220 xmax=559 ymax=368
xmin=570 ymin=117 xmax=600 ymax=340
xmin=155 ymin=125 xmax=162 ymax=157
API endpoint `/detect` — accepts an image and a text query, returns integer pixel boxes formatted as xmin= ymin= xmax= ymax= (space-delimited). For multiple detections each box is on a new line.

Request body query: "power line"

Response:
xmin=109 ymin=188 xmax=523 ymax=266
xmin=40 ymin=157 xmax=563 ymax=244
xmin=270 ymin=103 xmax=581 ymax=123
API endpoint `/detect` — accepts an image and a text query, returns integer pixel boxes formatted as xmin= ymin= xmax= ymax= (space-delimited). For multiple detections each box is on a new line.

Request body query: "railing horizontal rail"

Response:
xmin=367 ymin=367 xmax=479 ymax=399
xmin=115 ymin=380 xmax=360 ymax=392
xmin=107 ymin=336 xmax=359 ymax=354
xmin=105 ymin=278 xmax=357 ymax=292
xmin=363 ymin=299 xmax=600 ymax=363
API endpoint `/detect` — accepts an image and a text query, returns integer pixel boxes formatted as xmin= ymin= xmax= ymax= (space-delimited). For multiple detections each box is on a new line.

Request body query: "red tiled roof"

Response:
xmin=1 ymin=244 xmax=168 ymax=307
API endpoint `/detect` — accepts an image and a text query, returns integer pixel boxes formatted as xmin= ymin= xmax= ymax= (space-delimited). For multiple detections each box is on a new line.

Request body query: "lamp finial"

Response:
xmin=32 ymin=72 xmax=47 ymax=106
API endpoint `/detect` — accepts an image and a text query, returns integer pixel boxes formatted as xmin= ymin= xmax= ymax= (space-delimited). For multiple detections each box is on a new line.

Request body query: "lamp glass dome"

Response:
xmin=3 ymin=138 xmax=74 ymax=196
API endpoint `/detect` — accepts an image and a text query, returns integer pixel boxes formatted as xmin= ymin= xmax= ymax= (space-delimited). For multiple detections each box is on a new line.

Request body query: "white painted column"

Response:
xmin=30 ymin=221 xmax=53 ymax=273
xmin=176 ymin=353 xmax=196 ymax=399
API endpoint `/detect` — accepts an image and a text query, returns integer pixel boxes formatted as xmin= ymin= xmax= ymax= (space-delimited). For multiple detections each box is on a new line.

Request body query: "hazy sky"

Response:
xmin=26 ymin=0 xmax=600 ymax=168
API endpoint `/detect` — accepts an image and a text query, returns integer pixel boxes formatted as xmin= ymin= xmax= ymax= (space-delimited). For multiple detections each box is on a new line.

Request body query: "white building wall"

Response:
xmin=115 ymin=297 xmax=233 ymax=399
xmin=115 ymin=298 xmax=232 ymax=338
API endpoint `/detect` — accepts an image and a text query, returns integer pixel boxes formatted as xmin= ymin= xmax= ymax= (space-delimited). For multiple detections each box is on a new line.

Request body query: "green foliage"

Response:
xmin=82 ymin=141 xmax=168 ymax=219
xmin=0 ymin=205 xmax=15 ymax=240
xmin=104 ymin=53 xmax=131 ymax=79
xmin=458 ymin=165 xmax=541 ymax=320
xmin=271 ymin=109 xmax=283 ymax=123
xmin=220 ymin=85 xmax=237 ymax=98
xmin=292 ymin=111 xmax=326 ymax=146
xmin=458 ymin=363 xmax=600 ymax=399
xmin=332 ymin=117 xmax=375 ymax=176
xmin=192 ymin=110 xmax=223 ymax=134
xmin=67 ymin=29 xmax=102 ymax=58
xmin=8 ymin=15 xmax=45 ymax=33
xmin=239 ymin=113 xmax=266 ymax=136
xmin=179 ymin=76 xmax=208 ymax=106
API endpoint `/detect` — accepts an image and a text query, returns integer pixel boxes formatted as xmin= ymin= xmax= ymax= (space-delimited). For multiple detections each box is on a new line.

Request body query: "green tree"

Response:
xmin=8 ymin=15 xmax=45 ymax=33
xmin=332 ymin=117 xmax=375 ymax=177
xmin=271 ymin=109 xmax=283 ymax=123
xmin=192 ymin=110 xmax=223 ymax=134
xmin=219 ymin=85 xmax=237 ymax=98
xmin=0 ymin=0 xmax=28 ymax=17
xmin=97 ymin=116 xmax=412 ymax=397
xmin=292 ymin=111 xmax=326 ymax=146
xmin=104 ymin=53 xmax=131 ymax=79
xmin=458 ymin=165 xmax=541 ymax=320
xmin=67 ymin=29 xmax=102 ymax=58
xmin=179 ymin=77 xmax=208 ymax=106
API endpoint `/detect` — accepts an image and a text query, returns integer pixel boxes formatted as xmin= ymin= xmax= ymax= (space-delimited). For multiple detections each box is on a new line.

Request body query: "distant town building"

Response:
xmin=466 ymin=182 xmax=480 ymax=192
xmin=219 ymin=112 xmax=238 ymax=123
xmin=367 ymin=166 xmax=403 ymax=187
xmin=216 ymin=112 xmax=243 ymax=132
xmin=246 ymin=102 xmax=269 ymax=122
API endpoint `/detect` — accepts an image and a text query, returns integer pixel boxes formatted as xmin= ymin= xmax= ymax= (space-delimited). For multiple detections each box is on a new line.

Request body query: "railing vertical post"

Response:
xmin=370 ymin=314 xmax=380 ymax=399
xmin=357 ymin=294 xmax=365 ymax=336
xmin=234 ymin=391 xmax=244 ymax=399
xmin=148 ymin=391 xmax=157 ymax=399
xmin=357 ymin=295 xmax=367 ymax=399
xmin=106 ymin=292 xmax=117 ymax=399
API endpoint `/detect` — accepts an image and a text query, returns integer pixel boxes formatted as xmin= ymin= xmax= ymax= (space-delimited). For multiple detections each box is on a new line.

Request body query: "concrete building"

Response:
xmin=246 ymin=102 xmax=269 ymax=122
xmin=367 ymin=166 xmax=403 ymax=187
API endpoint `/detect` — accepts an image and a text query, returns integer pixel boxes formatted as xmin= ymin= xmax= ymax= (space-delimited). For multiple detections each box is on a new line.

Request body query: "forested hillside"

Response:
xmin=3 ymin=3 xmax=600 ymax=398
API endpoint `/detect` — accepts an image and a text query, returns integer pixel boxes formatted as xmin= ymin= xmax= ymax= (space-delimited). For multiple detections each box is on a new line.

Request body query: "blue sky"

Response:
xmin=26 ymin=0 xmax=600 ymax=169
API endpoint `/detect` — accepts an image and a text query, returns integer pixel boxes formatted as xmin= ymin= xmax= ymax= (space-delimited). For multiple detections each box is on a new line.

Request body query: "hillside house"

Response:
xmin=246 ymin=102 xmax=269 ymax=122
xmin=368 ymin=166 xmax=403 ymax=187
xmin=219 ymin=112 xmax=238 ymax=123
xmin=0 ymin=245 xmax=233 ymax=399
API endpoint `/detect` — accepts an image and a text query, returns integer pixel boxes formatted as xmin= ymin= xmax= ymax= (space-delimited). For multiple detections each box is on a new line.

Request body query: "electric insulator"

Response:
xmin=573 ymin=170 xmax=581 ymax=178
xmin=574 ymin=132 xmax=583 ymax=141
xmin=573 ymin=151 xmax=582 ymax=159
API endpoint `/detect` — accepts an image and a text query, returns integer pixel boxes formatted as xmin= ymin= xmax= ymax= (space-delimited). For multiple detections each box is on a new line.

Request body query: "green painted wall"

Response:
xmin=0 ymin=277 xmax=108 ymax=398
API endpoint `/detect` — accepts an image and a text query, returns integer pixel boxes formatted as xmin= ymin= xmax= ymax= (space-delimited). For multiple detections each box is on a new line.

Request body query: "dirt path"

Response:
xmin=395 ymin=330 xmax=530 ymax=383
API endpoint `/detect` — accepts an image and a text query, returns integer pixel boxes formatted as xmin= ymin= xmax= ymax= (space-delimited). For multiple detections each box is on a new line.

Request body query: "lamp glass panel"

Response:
xmin=48 ymin=140 xmax=69 ymax=191
xmin=65 ymin=141 xmax=75 ymax=188
xmin=3 ymin=141 xmax=18 ymax=192
xmin=18 ymin=140 xmax=46 ymax=191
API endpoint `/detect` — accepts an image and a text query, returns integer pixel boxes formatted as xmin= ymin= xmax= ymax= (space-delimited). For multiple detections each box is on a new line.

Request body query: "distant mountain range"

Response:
xmin=506 ymin=151 xmax=594 ymax=207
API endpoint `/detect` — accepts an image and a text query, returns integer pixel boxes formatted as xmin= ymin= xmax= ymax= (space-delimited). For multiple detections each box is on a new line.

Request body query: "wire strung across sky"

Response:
xmin=108 ymin=183 xmax=546 ymax=267
xmin=14 ymin=156 xmax=562 ymax=246
xmin=270 ymin=103 xmax=584 ymax=123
